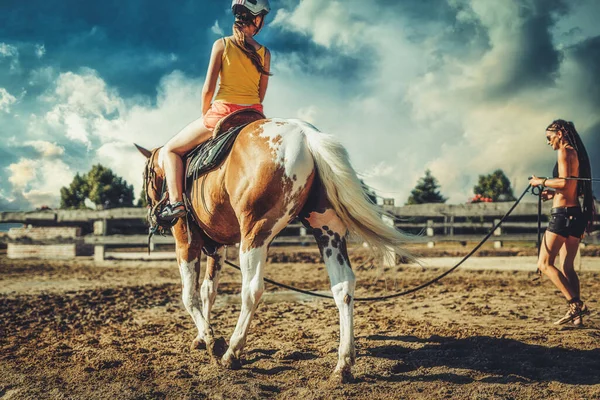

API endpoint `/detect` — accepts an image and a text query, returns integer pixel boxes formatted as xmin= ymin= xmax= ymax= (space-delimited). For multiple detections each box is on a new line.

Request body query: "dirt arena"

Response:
xmin=2 ymin=246 xmax=600 ymax=399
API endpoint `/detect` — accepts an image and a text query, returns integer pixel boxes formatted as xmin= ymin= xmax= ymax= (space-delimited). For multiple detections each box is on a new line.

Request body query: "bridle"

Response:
xmin=143 ymin=148 xmax=170 ymax=246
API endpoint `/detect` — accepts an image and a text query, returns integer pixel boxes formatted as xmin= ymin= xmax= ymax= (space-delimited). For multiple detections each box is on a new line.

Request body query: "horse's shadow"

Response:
xmin=363 ymin=333 xmax=600 ymax=385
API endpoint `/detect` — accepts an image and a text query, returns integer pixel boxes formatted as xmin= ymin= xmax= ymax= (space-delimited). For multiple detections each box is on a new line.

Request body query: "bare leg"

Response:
xmin=559 ymin=236 xmax=581 ymax=299
xmin=301 ymin=208 xmax=355 ymax=383
xmin=163 ymin=117 xmax=213 ymax=203
xmin=559 ymin=236 xmax=584 ymax=325
xmin=222 ymin=245 xmax=267 ymax=369
xmin=538 ymin=231 xmax=575 ymax=300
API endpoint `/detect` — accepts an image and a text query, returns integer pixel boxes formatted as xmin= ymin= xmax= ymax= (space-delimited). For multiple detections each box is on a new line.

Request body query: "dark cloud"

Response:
xmin=494 ymin=0 xmax=568 ymax=94
xmin=375 ymin=0 xmax=490 ymax=53
xmin=0 ymin=147 xmax=19 ymax=167
xmin=371 ymin=1 xmax=570 ymax=100
xmin=268 ymin=29 xmax=370 ymax=84
xmin=581 ymin=121 xmax=600 ymax=198
xmin=375 ymin=0 xmax=458 ymax=22
xmin=0 ymin=191 xmax=32 ymax=212
xmin=0 ymin=0 xmax=230 ymax=97
xmin=568 ymin=35 xmax=600 ymax=107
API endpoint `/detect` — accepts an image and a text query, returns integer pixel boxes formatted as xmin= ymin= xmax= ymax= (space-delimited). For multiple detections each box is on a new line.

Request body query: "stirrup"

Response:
xmin=158 ymin=201 xmax=187 ymax=222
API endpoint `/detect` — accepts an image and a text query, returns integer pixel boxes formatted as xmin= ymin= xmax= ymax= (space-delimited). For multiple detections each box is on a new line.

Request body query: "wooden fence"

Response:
xmin=1 ymin=200 xmax=599 ymax=260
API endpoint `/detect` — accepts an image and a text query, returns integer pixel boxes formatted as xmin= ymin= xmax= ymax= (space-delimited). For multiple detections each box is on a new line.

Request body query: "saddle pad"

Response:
xmin=185 ymin=123 xmax=247 ymax=181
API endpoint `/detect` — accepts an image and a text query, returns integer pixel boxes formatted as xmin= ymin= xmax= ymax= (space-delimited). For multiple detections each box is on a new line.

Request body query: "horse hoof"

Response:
xmin=330 ymin=368 xmax=354 ymax=384
xmin=209 ymin=337 xmax=227 ymax=358
xmin=221 ymin=354 xmax=242 ymax=370
xmin=190 ymin=337 xmax=206 ymax=351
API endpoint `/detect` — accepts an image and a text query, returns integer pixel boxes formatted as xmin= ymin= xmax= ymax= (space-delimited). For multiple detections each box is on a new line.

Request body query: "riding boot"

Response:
xmin=158 ymin=201 xmax=187 ymax=222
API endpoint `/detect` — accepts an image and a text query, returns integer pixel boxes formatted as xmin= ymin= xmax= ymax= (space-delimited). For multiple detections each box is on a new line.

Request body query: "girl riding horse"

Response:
xmin=137 ymin=117 xmax=413 ymax=382
xmin=159 ymin=0 xmax=272 ymax=221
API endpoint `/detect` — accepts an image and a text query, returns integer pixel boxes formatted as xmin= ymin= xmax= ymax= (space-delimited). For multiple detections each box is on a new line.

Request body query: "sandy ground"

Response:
xmin=1 ymin=248 xmax=600 ymax=399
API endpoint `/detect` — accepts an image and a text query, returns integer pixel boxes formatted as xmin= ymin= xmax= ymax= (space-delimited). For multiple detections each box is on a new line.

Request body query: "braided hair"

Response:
xmin=547 ymin=119 xmax=596 ymax=232
xmin=232 ymin=19 xmax=272 ymax=76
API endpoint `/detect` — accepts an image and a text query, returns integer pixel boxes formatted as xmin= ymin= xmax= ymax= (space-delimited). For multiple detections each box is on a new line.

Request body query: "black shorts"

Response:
xmin=547 ymin=207 xmax=586 ymax=238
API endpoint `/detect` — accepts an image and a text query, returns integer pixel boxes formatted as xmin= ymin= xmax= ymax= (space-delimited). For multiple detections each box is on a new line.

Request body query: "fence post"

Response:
xmin=93 ymin=218 xmax=107 ymax=262
xmin=427 ymin=219 xmax=435 ymax=248
xmin=299 ymin=226 xmax=307 ymax=237
xmin=493 ymin=218 xmax=502 ymax=249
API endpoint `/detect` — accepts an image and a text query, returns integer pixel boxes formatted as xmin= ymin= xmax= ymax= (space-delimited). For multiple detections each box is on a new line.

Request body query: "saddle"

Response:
xmin=181 ymin=109 xmax=265 ymax=255
xmin=185 ymin=109 xmax=265 ymax=182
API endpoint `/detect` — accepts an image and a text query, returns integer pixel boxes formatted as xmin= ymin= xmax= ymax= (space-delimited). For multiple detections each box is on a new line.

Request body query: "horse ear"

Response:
xmin=134 ymin=143 xmax=152 ymax=158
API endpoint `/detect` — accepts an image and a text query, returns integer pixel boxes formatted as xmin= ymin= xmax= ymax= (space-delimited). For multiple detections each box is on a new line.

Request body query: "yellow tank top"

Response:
xmin=214 ymin=37 xmax=265 ymax=105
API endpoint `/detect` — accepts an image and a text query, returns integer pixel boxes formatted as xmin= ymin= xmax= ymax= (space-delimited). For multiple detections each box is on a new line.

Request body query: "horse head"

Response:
xmin=135 ymin=144 xmax=169 ymax=233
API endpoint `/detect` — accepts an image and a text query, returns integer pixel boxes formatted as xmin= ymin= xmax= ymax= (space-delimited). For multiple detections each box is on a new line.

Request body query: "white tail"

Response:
xmin=294 ymin=120 xmax=414 ymax=262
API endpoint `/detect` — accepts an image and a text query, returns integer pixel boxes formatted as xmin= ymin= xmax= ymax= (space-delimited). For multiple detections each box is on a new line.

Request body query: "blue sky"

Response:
xmin=0 ymin=0 xmax=599 ymax=211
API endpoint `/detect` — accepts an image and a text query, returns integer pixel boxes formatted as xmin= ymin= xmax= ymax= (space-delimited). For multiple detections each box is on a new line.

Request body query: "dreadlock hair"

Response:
xmin=547 ymin=119 xmax=596 ymax=232
xmin=232 ymin=20 xmax=272 ymax=76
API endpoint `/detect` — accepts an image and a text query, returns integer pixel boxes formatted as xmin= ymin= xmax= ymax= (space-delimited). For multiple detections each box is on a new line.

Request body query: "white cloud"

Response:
xmin=38 ymin=70 xmax=125 ymax=146
xmin=6 ymin=158 xmax=73 ymax=208
xmin=35 ymin=43 xmax=46 ymax=58
xmin=0 ymin=88 xmax=17 ymax=112
xmin=19 ymin=69 xmax=205 ymax=206
xmin=267 ymin=0 xmax=600 ymax=204
xmin=0 ymin=43 xmax=18 ymax=57
xmin=4 ymin=0 xmax=598 ymax=209
xmin=24 ymin=140 xmax=65 ymax=157
xmin=211 ymin=20 xmax=225 ymax=36
xmin=96 ymin=141 xmax=145 ymax=196
xmin=29 ymin=66 xmax=56 ymax=86
xmin=63 ymin=112 xmax=91 ymax=145
xmin=271 ymin=1 xmax=366 ymax=50
xmin=52 ymin=70 xmax=123 ymax=116
xmin=147 ymin=52 xmax=178 ymax=68
xmin=0 ymin=42 xmax=19 ymax=71
xmin=21 ymin=189 xmax=58 ymax=209
xmin=7 ymin=159 xmax=37 ymax=188
xmin=296 ymin=105 xmax=319 ymax=124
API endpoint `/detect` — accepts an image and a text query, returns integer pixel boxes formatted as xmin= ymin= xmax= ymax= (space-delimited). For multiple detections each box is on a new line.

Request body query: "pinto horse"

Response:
xmin=136 ymin=118 xmax=410 ymax=382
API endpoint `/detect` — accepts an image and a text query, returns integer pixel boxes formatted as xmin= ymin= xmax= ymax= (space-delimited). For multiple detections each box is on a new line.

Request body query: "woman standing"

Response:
xmin=529 ymin=119 xmax=595 ymax=325
xmin=159 ymin=0 xmax=272 ymax=221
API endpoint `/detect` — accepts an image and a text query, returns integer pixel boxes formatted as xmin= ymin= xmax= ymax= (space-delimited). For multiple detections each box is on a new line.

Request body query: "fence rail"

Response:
xmin=2 ymin=200 xmax=599 ymax=260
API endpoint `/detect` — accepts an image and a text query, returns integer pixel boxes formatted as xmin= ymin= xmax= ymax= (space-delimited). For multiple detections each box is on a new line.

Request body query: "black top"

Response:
xmin=553 ymin=162 xmax=559 ymax=178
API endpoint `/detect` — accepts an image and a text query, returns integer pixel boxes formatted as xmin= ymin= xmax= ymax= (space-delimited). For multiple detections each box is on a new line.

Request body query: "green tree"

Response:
xmin=60 ymin=164 xmax=134 ymax=209
xmin=473 ymin=169 xmax=516 ymax=202
xmin=137 ymin=188 xmax=148 ymax=207
xmin=60 ymin=173 xmax=88 ymax=209
xmin=406 ymin=170 xmax=447 ymax=205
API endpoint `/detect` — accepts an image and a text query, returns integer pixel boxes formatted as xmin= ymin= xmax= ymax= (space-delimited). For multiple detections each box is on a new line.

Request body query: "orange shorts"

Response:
xmin=203 ymin=101 xmax=264 ymax=130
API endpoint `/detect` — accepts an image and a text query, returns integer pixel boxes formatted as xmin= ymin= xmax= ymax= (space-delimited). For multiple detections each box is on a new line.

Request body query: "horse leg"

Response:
xmin=172 ymin=220 xmax=216 ymax=358
xmin=221 ymin=243 xmax=267 ymax=369
xmin=301 ymin=207 xmax=356 ymax=383
xmin=193 ymin=247 xmax=226 ymax=357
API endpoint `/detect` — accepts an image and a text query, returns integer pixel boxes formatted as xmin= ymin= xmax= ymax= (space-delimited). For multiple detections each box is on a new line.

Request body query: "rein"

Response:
xmin=145 ymin=148 xmax=170 ymax=254
xmin=533 ymin=176 xmax=600 ymax=182
xmin=532 ymin=185 xmax=544 ymax=279
xmin=224 ymin=184 xmax=533 ymax=302
xmin=143 ymin=166 xmax=594 ymax=301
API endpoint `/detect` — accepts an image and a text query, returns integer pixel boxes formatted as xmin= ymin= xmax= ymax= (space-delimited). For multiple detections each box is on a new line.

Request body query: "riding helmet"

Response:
xmin=231 ymin=0 xmax=271 ymax=16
